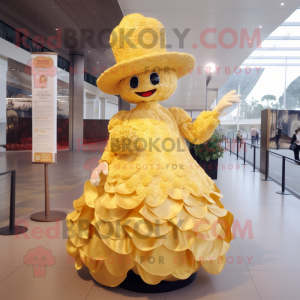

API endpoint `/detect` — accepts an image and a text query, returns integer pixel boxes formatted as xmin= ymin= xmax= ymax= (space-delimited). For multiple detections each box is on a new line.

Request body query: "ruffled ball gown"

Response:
xmin=66 ymin=101 xmax=233 ymax=287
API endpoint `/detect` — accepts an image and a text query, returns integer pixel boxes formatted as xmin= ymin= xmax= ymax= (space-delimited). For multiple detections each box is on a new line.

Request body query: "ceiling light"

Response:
xmin=55 ymin=28 xmax=58 ymax=30
xmin=206 ymin=63 xmax=216 ymax=73
xmin=259 ymin=26 xmax=262 ymax=28
xmin=12 ymin=69 xmax=15 ymax=70
xmin=281 ymin=3 xmax=284 ymax=5
xmin=88 ymin=51 xmax=90 ymax=52
xmin=97 ymin=62 xmax=99 ymax=64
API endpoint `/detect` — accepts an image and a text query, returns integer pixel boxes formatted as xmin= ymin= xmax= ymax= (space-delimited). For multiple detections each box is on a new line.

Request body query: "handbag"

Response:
xmin=289 ymin=143 xmax=296 ymax=151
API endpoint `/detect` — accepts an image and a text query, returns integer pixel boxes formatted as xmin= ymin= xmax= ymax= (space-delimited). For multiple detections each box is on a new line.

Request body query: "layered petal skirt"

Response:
xmin=66 ymin=174 xmax=233 ymax=287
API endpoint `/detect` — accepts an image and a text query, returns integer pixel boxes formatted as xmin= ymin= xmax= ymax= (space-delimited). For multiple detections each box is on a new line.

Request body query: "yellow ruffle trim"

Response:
xmin=66 ymin=179 xmax=233 ymax=287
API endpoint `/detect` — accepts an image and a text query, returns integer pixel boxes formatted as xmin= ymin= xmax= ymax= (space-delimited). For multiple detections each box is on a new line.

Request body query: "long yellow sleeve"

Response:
xmin=99 ymin=142 xmax=116 ymax=165
xmin=168 ymin=107 xmax=220 ymax=144
xmin=99 ymin=110 xmax=129 ymax=164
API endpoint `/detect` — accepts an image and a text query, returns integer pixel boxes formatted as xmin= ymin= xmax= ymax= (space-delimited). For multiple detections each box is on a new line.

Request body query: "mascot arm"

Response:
xmin=168 ymin=107 xmax=220 ymax=145
xmin=98 ymin=110 xmax=128 ymax=165
xmin=99 ymin=142 xmax=116 ymax=165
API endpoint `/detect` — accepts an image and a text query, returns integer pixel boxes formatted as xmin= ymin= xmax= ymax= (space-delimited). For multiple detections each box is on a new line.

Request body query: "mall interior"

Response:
xmin=1 ymin=0 xmax=300 ymax=299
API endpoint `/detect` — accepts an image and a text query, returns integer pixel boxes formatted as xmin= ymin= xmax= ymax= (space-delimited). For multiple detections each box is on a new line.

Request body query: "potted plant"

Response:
xmin=189 ymin=131 xmax=224 ymax=179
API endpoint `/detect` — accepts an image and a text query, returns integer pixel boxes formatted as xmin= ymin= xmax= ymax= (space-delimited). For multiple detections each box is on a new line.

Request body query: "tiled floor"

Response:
xmin=0 ymin=149 xmax=300 ymax=299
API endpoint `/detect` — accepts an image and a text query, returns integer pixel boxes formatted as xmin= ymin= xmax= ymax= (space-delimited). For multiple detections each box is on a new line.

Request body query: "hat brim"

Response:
xmin=97 ymin=52 xmax=196 ymax=95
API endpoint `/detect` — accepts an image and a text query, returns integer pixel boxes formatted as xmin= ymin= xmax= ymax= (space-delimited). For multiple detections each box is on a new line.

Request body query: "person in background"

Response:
xmin=255 ymin=131 xmax=259 ymax=145
xmin=275 ymin=126 xmax=282 ymax=150
xmin=291 ymin=129 xmax=300 ymax=162
xmin=236 ymin=130 xmax=242 ymax=148
xmin=250 ymin=126 xmax=257 ymax=148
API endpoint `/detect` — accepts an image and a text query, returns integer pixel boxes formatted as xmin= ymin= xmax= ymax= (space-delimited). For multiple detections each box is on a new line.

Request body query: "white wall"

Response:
xmin=84 ymin=97 xmax=101 ymax=120
xmin=106 ymin=101 xmax=118 ymax=119
xmin=84 ymin=97 xmax=117 ymax=120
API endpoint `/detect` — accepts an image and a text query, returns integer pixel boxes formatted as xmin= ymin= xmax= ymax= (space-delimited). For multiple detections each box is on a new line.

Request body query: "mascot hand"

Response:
xmin=90 ymin=162 xmax=108 ymax=186
xmin=214 ymin=90 xmax=241 ymax=113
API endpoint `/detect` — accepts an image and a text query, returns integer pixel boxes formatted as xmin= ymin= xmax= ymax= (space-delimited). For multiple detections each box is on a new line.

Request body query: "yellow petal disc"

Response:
xmin=184 ymin=200 xmax=207 ymax=219
xmin=164 ymin=226 xmax=196 ymax=251
xmin=104 ymin=252 xmax=135 ymax=276
xmin=208 ymin=203 xmax=228 ymax=217
xmin=95 ymin=197 xmax=128 ymax=221
xmin=201 ymin=254 xmax=226 ymax=275
xmin=66 ymin=239 xmax=78 ymax=258
xmin=84 ymin=180 xmax=99 ymax=208
xmin=90 ymin=263 xmax=127 ymax=287
xmin=116 ymin=192 xmax=144 ymax=209
xmin=169 ymin=188 xmax=190 ymax=200
xmin=130 ymin=245 xmax=186 ymax=276
xmin=171 ymin=208 xmax=209 ymax=232
xmin=101 ymin=233 xmax=134 ymax=255
xmin=189 ymin=238 xmax=214 ymax=261
xmin=100 ymin=193 xmax=118 ymax=209
xmin=73 ymin=195 xmax=85 ymax=210
xmin=171 ymin=261 xmax=200 ymax=280
xmin=126 ymin=227 xmax=166 ymax=251
xmin=84 ymin=226 xmax=112 ymax=260
xmin=183 ymin=194 xmax=206 ymax=207
xmin=138 ymin=205 xmax=167 ymax=224
xmin=104 ymin=181 xmax=116 ymax=193
xmin=121 ymin=210 xmax=172 ymax=238
xmin=115 ymin=182 xmax=133 ymax=194
xmin=149 ymin=198 xmax=183 ymax=220
xmin=137 ymin=264 xmax=166 ymax=285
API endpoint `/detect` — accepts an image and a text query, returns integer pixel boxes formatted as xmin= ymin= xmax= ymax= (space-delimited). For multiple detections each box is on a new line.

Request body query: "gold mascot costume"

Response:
xmin=66 ymin=13 xmax=240 ymax=287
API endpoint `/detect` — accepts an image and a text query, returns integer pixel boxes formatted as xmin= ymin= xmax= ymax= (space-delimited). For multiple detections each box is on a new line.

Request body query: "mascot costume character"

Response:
xmin=66 ymin=13 xmax=240 ymax=288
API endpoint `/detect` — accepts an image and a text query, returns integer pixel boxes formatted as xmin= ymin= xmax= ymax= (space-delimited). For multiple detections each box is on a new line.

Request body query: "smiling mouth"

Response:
xmin=135 ymin=89 xmax=156 ymax=97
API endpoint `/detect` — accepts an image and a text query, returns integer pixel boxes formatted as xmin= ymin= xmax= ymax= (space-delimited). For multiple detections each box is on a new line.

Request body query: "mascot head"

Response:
xmin=97 ymin=13 xmax=195 ymax=103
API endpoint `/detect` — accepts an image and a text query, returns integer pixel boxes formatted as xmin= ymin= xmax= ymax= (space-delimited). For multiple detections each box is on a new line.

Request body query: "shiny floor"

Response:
xmin=1 ymin=150 xmax=300 ymax=299
xmin=0 ymin=144 xmax=105 ymax=226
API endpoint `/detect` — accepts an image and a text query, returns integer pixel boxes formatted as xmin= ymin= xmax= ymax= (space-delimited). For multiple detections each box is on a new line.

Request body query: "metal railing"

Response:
xmin=221 ymin=137 xmax=300 ymax=198
xmin=0 ymin=170 xmax=28 ymax=235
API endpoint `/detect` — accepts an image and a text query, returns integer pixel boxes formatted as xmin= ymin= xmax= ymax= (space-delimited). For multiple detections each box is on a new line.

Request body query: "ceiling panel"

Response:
xmin=118 ymin=0 xmax=300 ymax=110
xmin=0 ymin=0 xmax=123 ymax=76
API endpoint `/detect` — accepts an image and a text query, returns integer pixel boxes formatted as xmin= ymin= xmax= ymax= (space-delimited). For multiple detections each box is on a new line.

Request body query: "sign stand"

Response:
xmin=30 ymin=164 xmax=66 ymax=222
xmin=29 ymin=52 xmax=66 ymax=222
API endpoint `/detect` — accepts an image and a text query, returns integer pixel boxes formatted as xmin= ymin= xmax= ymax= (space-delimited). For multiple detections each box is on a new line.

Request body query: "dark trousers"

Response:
xmin=294 ymin=145 xmax=300 ymax=161
xmin=276 ymin=137 xmax=280 ymax=149
xmin=251 ymin=136 xmax=255 ymax=148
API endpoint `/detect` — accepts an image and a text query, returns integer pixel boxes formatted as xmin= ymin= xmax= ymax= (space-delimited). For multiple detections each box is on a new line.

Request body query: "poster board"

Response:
xmin=31 ymin=53 xmax=57 ymax=163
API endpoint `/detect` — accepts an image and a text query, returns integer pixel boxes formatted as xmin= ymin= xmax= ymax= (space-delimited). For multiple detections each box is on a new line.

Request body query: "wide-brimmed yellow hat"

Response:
xmin=97 ymin=13 xmax=195 ymax=95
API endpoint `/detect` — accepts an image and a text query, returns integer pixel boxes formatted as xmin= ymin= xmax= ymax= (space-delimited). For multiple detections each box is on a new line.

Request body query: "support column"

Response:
xmin=283 ymin=56 xmax=287 ymax=109
xmin=94 ymin=96 xmax=100 ymax=119
xmin=83 ymin=92 xmax=86 ymax=119
xmin=100 ymin=98 xmax=107 ymax=119
xmin=0 ymin=57 xmax=7 ymax=146
xmin=237 ymin=83 xmax=240 ymax=132
xmin=69 ymin=54 xmax=84 ymax=150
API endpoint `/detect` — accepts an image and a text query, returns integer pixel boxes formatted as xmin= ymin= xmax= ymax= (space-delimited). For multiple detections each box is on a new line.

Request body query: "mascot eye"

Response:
xmin=130 ymin=76 xmax=139 ymax=89
xmin=150 ymin=73 xmax=160 ymax=85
